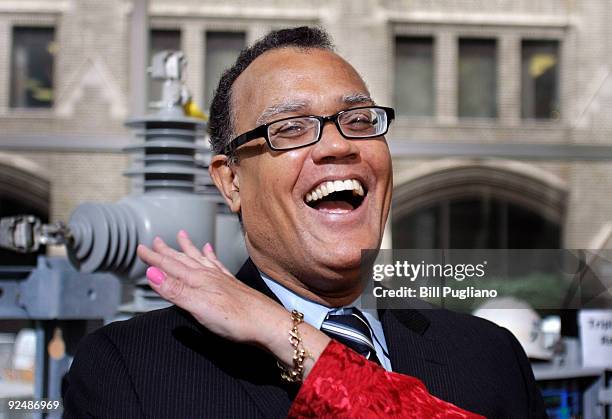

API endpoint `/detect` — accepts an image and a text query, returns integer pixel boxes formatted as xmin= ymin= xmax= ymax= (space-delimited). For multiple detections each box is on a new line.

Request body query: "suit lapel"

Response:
xmin=231 ymin=260 xmax=455 ymax=415
xmin=235 ymin=258 xmax=451 ymax=376
xmin=231 ymin=258 xmax=296 ymax=418
xmin=235 ymin=258 xmax=283 ymax=304
xmin=380 ymin=308 xmax=452 ymax=379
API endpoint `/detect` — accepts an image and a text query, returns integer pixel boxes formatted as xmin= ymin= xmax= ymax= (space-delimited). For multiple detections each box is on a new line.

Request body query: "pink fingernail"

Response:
xmin=146 ymin=267 xmax=166 ymax=285
xmin=204 ymin=243 xmax=213 ymax=252
xmin=178 ymin=230 xmax=188 ymax=238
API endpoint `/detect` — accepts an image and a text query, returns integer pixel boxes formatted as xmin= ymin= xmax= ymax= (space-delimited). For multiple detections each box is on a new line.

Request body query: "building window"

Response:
xmin=394 ymin=37 xmax=434 ymax=117
xmin=458 ymin=38 xmax=497 ymax=118
xmin=10 ymin=27 xmax=56 ymax=108
xmin=149 ymin=29 xmax=182 ymax=104
xmin=521 ymin=40 xmax=560 ymax=120
xmin=204 ymin=31 xmax=245 ymax=108
xmin=393 ymin=197 xmax=560 ymax=250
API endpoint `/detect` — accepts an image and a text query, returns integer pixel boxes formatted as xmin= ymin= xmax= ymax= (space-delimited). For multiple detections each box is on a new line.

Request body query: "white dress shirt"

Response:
xmin=259 ymin=270 xmax=392 ymax=371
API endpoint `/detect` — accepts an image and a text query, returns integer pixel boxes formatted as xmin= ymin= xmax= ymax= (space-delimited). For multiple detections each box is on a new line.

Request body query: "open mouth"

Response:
xmin=304 ymin=179 xmax=367 ymax=213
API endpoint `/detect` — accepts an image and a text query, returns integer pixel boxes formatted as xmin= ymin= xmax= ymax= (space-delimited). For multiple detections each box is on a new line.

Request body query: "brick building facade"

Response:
xmin=0 ymin=0 xmax=611 ymax=255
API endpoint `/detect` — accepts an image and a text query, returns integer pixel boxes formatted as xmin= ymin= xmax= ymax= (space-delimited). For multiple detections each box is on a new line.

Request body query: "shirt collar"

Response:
xmin=258 ymin=270 xmax=379 ymax=329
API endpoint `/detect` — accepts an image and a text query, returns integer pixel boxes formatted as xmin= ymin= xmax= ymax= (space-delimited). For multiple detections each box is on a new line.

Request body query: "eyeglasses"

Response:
xmin=223 ymin=106 xmax=395 ymax=154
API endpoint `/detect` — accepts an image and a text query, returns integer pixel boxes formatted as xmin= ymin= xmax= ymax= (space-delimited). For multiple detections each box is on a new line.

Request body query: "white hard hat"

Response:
xmin=473 ymin=297 xmax=553 ymax=360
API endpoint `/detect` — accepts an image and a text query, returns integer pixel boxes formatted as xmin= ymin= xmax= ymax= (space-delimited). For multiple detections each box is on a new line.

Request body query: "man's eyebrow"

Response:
xmin=342 ymin=93 xmax=374 ymax=106
xmin=255 ymin=94 xmax=372 ymax=125
xmin=256 ymin=101 xmax=309 ymax=125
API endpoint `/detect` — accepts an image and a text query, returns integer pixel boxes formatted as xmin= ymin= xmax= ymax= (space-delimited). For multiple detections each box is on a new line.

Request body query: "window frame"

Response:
xmin=520 ymin=38 xmax=562 ymax=121
xmin=393 ymin=35 xmax=436 ymax=118
xmin=391 ymin=22 xmax=567 ymax=130
xmin=203 ymin=30 xmax=247 ymax=110
xmin=148 ymin=27 xmax=183 ymax=107
xmin=5 ymin=19 xmax=58 ymax=114
xmin=457 ymin=36 xmax=499 ymax=120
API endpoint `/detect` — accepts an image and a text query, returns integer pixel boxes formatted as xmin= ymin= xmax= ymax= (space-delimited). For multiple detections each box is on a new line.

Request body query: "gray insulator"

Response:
xmin=65 ymin=112 xmax=219 ymax=281
xmin=214 ymin=209 xmax=248 ymax=270
xmin=124 ymin=114 xmax=212 ymax=193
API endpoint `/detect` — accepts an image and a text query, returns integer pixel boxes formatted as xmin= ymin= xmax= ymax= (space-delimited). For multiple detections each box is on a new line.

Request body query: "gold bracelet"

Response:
xmin=277 ymin=309 xmax=311 ymax=383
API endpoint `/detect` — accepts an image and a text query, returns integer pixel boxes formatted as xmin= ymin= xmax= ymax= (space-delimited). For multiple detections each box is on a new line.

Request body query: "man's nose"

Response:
xmin=310 ymin=121 xmax=360 ymax=162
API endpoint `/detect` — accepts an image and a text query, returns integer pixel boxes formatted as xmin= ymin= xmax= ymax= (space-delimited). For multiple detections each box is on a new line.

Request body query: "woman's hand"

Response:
xmin=136 ymin=231 xmax=287 ymax=347
xmin=136 ymin=231 xmax=330 ymax=377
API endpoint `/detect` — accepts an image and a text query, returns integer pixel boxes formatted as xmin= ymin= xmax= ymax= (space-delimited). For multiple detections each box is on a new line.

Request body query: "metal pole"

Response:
xmin=129 ymin=0 xmax=149 ymax=194
xmin=33 ymin=320 xmax=48 ymax=419
xmin=130 ymin=0 xmax=149 ymax=117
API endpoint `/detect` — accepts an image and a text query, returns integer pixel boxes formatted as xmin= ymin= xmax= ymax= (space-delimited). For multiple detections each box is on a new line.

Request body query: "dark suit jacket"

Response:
xmin=62 ymin=259 xmax=546 ymax=418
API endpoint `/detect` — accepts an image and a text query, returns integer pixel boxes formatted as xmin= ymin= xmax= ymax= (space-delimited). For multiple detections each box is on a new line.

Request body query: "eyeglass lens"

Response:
xmin=267 ymin=107 xmax=388 ymax=150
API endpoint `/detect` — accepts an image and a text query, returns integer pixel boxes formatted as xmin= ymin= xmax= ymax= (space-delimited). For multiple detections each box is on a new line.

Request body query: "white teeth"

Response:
xmin=304 ymin=178 xmax=365 ymax=204
xmin=352 ymin=180 xmax=365 ymax=197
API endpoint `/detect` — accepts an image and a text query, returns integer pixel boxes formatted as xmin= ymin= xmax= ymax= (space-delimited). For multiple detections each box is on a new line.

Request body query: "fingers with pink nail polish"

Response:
xmin=202 ymin=242 xmax=232 ymax=276
xmin=176 ymin=233 xmax=215 ymax=269
xmin=146 ymin=266 xmax=166 ymax=285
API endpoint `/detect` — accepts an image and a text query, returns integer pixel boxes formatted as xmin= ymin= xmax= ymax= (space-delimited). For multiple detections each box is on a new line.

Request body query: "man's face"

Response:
xmin=216 ymin=47 xmax=392 ymax=296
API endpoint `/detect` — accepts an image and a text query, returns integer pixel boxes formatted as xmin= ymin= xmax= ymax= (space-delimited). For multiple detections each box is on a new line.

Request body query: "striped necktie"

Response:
xmin=320 ymin=307 xmax=382 ymax=365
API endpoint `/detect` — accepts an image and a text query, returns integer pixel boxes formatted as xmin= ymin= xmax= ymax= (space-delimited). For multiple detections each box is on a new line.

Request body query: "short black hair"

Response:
xmin=207 ymin=26 xmax=334 ymax=160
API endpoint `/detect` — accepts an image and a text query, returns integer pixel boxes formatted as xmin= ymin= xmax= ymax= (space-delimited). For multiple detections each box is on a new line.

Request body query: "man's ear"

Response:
xmin=209 ymin=155 xmax=241 ymax=213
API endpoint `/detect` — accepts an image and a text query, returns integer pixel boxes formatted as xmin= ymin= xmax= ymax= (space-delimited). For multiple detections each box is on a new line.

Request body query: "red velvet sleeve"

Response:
xmin=288 ymin=340 xmax=485 ymax=419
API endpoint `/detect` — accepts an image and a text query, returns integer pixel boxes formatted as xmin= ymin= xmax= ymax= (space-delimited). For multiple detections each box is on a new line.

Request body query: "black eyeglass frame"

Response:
xmin=223 ymin=105 xmax=395 ymax=154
